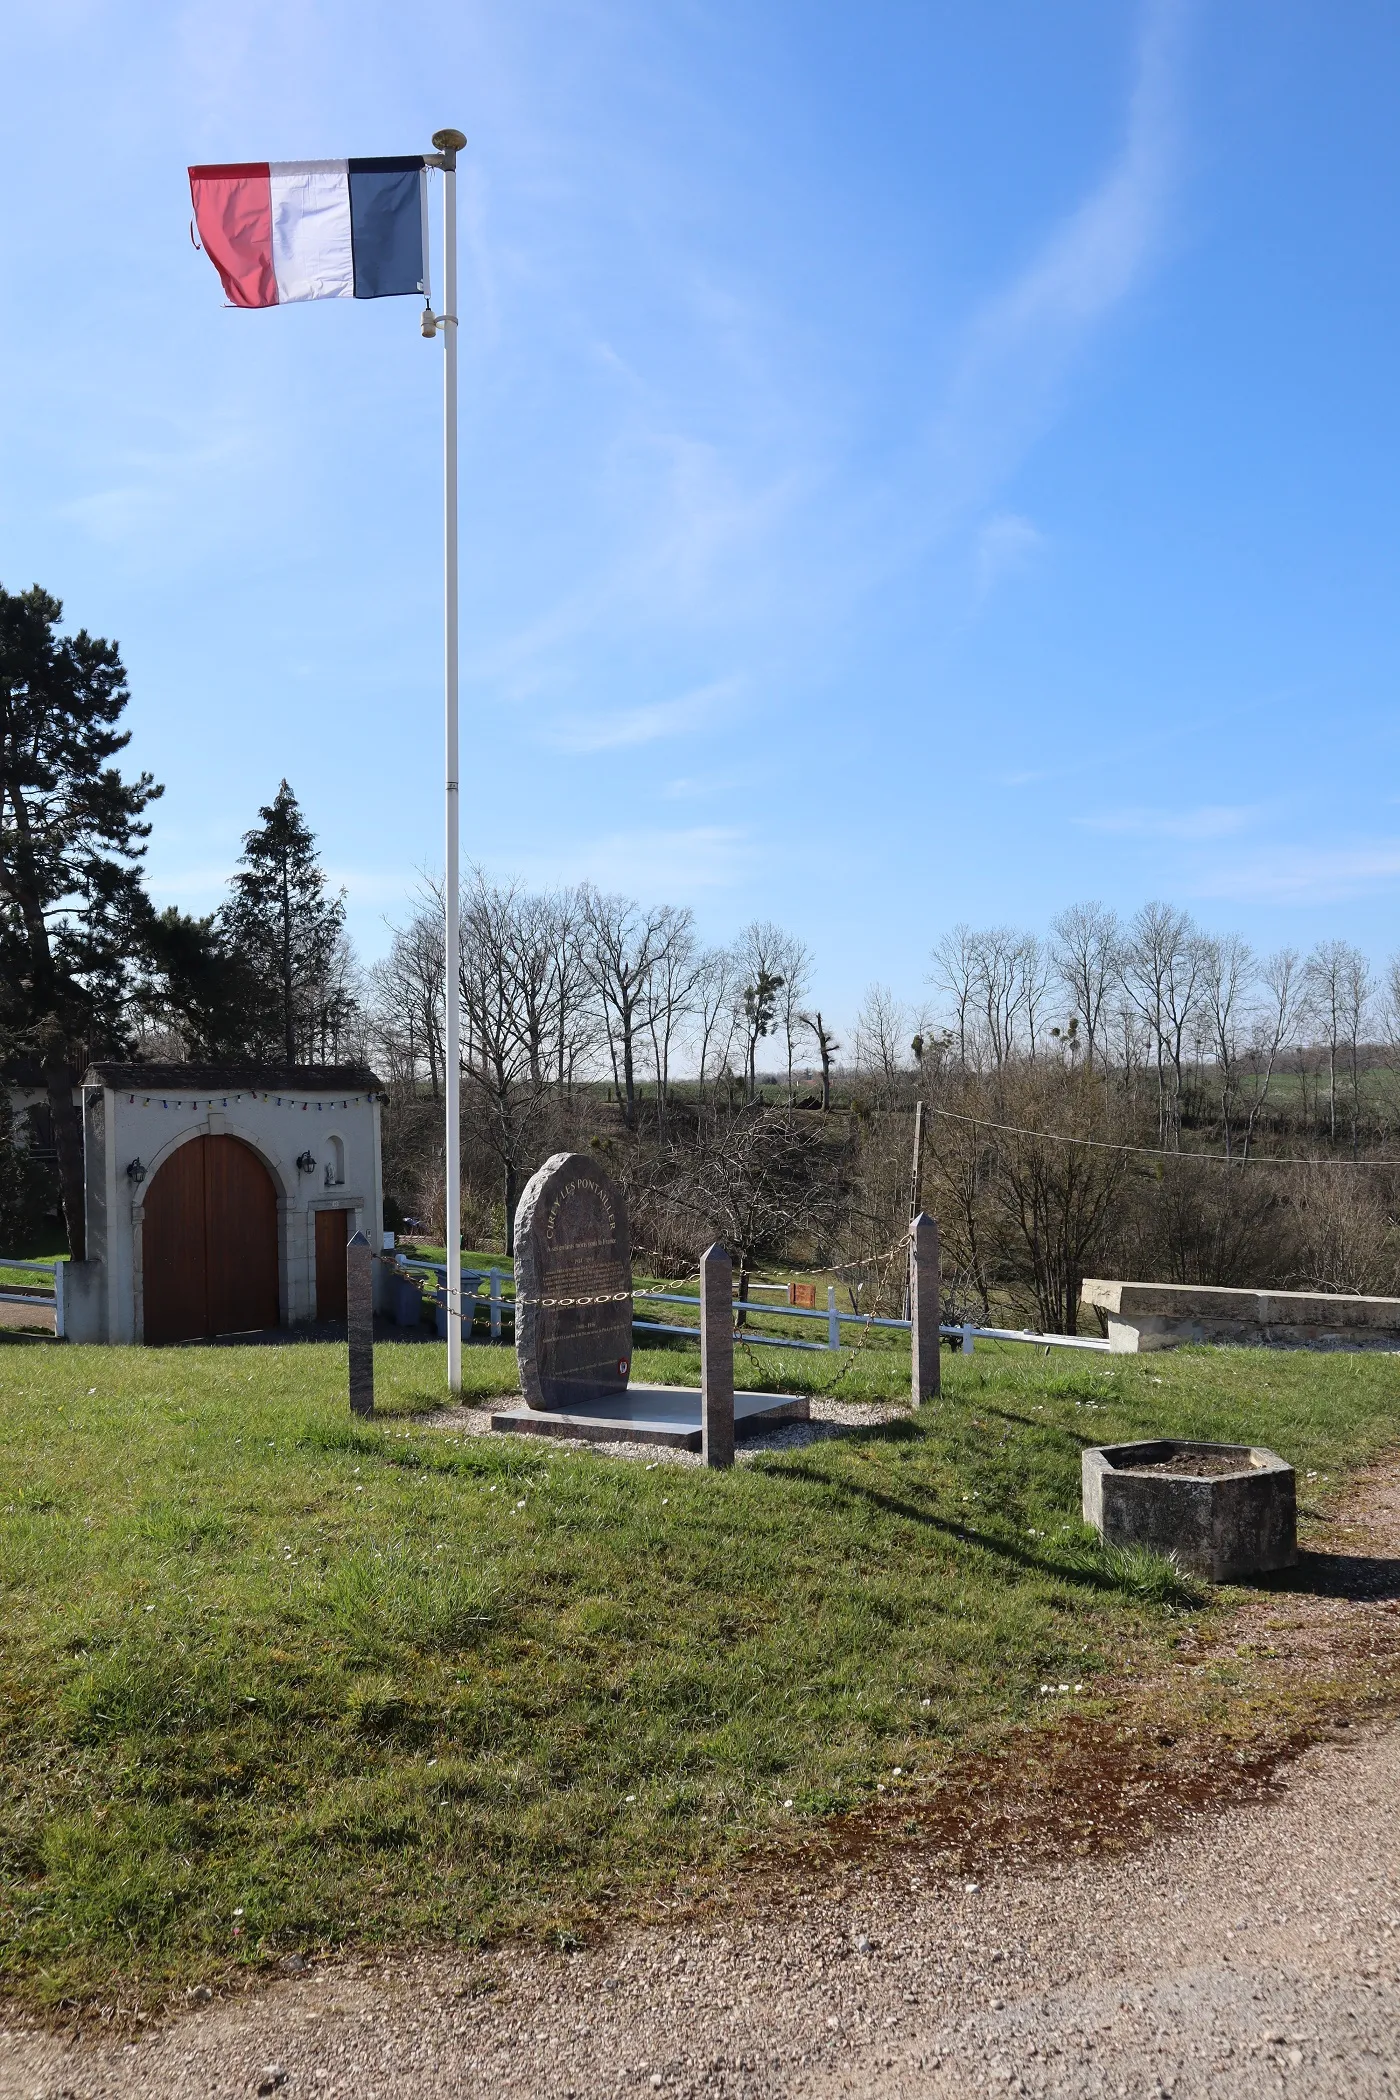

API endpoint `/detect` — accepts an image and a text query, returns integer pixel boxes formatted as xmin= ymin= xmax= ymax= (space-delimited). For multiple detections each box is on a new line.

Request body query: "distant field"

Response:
xmin=1 ymin=1334 xmax=1396 ymax=2009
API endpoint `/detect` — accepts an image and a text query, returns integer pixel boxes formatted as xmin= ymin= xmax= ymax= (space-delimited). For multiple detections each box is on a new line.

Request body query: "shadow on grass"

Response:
xmin=1255 ymin=1549 xmax=1400 ymax=1602
xmin=194 ymin=1318 xmax=442 ymax=1347
xmin=982 ymin=1405 xmax=1101 ymax=1449
xmin=766 ymin=1458 xmax=1131 ymax=1594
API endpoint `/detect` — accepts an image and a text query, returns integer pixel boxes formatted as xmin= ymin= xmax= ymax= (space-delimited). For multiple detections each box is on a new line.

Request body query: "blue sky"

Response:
xmin=3 ymin=1 xmax=1399 ymax=1037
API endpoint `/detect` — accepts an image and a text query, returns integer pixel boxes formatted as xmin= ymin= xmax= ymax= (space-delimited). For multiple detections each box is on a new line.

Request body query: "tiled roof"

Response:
xmin=84 ymin=1063 xmax=385 ymax=1094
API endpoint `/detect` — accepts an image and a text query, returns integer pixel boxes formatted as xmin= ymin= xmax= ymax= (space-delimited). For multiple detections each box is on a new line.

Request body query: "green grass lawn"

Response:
xmin=1 ymin=1333 xmax=1396 ymax=2008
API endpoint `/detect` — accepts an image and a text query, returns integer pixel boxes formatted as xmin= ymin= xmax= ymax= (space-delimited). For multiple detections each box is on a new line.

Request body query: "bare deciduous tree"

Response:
xmin=656 ymin=1107 xmax=850 ymax=1314
xmin=1241 ymin=948 xmax=1301 ymax=1160
xmin=694 ymin=946 xmax=739 ymax=1091
xmin=775 ymin=930 xmax=813 ymax=1104
xmin=1304 ymin=939 xmax=1373 ymax=1150
xmin=459 ymin=872 xmax=553 ymax=1251
xmin=931 ymin=925 xmax=980 ymax=1068
xmin=1122 ymin=902 xmax=1201 ymax=1146
xmin=641 ymin=905 xmax=701 ymax=1135
xmin=543 ymin=885 xmax=592 ymax=1095
xmin=580 ymin=888 xmax=675 ymax=1131
xmin=1199 ymin=932 xmax=1254 ymax=1157
xmin=370 ymin=888 xmax=445 ymax=1098
xmin=735 ymin=921 xmax=790 ymax=1101
xmin=799 ymin=1008 xmax=840 ymax=1111
xmin=1050 ymin=901 xmax=1122 ymax=1070
xmin=854 ymin=983 xmax=907 ymax=1084
xmin=989 ymin=1065 xmax=1131 ymax=1333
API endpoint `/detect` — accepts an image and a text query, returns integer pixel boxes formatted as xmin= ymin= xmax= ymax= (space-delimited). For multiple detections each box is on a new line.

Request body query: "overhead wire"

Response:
xmin=923 ymin=1101 xmax=1396 ymax=1170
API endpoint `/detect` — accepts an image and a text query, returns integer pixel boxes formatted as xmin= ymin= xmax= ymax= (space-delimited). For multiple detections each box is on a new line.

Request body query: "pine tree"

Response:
xmin=139 ymin=904 xmax=264 ymax=1060
xmin=0 ymin=583 xmax=161 ymax=1256
xmin=218 ymin=781 xmax=350 ymax=1064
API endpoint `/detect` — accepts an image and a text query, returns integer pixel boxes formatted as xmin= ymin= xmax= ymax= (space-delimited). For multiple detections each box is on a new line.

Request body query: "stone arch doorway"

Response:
xmin=142 ymin=1135 xmax=280 ymax=1343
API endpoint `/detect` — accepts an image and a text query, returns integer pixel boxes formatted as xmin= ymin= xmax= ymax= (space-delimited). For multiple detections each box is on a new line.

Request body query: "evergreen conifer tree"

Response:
xmin=218 ymin=781 xmax=350 ymax=1064
xmin=0 ymin=583 xmax=161 ymax=1256
xmin=0 ymin=1089 xmax=51 ymax=1251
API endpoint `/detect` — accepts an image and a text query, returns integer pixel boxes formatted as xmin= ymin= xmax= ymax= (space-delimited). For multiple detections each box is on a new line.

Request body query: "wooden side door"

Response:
xmin=316 ymin=1207 xmax=350 ymax=1323
xmin=205 ymin=1136 xmax=280 ymax=1337
xmin=142 ymin=1138 xmax=210 ymax=1344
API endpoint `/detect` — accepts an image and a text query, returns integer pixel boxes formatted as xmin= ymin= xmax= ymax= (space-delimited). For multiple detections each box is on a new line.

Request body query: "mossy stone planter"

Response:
xmin=1082 ymin=1438 xmax=1297 ymax=1583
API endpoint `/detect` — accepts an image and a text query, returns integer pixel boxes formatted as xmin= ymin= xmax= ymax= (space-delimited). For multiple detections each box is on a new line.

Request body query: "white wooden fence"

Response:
xmin=400 ymin=1260 xmax=510 ymax=1341
xmin=633 ymin=1285 xmax=1110 ymax=1355
xmin=390 ymin=1262 xmax=1110 ymax=1357
xmin=0 ymin=1257 xmax=63 ymax=1336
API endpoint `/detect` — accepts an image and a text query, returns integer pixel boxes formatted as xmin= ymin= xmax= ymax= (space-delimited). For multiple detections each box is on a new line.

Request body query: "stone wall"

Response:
xmin=1081 ymin=1278 xmax=1400 ymax=1352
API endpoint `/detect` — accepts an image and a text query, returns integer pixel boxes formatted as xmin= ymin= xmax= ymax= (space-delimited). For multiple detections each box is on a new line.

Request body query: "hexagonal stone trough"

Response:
xmin=1082 ymin=1439 xmax=1297 ymax=1582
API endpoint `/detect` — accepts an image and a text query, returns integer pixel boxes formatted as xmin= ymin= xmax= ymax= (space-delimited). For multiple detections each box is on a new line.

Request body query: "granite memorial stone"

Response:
xmin=514 ymin=1152 xmax=633 ymax=1410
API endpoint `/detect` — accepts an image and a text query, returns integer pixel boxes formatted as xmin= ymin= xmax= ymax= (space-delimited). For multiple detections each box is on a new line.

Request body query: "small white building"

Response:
xmin=66 ymin=1063 xmax=388 ymax=1344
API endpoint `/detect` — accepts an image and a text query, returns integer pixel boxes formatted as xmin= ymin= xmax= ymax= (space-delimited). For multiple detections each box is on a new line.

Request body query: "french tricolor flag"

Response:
xmin=188 ymin=157 xmax=429 ymax=308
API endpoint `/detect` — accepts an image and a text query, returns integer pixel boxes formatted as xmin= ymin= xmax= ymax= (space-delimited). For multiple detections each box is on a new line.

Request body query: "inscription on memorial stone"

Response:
xmin=514 ymin=1152 xmax=633 ymax=1410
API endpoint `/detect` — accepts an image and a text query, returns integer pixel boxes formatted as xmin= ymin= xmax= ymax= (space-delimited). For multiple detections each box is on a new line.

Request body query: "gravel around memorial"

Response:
xmin=5 ymin=1455 xmax=1398 ymax=2100
xmin=421 ymin=1394 xmax=909 ymax=1466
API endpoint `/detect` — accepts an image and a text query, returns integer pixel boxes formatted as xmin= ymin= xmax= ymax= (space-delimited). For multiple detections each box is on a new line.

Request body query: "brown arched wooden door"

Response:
xmin=315 ymin=1207 xmax=351 ymax=1323
xmin=142 ymin=1135 xmax=280 ymax=1343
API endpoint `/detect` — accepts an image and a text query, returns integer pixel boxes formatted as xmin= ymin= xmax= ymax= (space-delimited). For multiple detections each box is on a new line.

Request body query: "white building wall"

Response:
xmin=79 ymin=1075 xmax=385 ymax=1343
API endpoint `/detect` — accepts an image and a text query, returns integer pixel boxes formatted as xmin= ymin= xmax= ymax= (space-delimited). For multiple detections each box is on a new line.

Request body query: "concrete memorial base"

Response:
xmin=491 ymin=1384 xmax=809 ymax=1451
xmin=1083 ymin=1437 xmax=1297 ymax=1582
xmin=1081 ymin=1277 xmax=1400 ymax=1353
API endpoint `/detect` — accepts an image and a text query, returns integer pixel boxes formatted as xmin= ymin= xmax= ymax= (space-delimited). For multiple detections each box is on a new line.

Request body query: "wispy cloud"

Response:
xmin=519 ymin=825 xmax=753 ymax=898
xmin=57 ymin=423 xmax=261 ymax=561
xmin=974 ymin=512 xmax=1045 ymax=601
xmin=1194 ymin=842 xmax=1400 ymax=905
xmin=539 ymin=676 xmax=742 ymax=753
xmin=932 ymin=0 xmax=1184 ymax=527
xmin=1079 ymin=803 xmax=1258 ymax=843
xmin=659 ymin=766 xmax=758 ymax=801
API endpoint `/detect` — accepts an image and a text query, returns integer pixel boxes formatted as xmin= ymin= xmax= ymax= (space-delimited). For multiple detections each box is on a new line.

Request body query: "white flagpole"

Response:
xmin=431 ymin=126 xmax=466 ymax=1393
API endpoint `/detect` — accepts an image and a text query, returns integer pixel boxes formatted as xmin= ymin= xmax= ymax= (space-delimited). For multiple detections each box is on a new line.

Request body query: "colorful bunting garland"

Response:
xmin=125 ymin=1092 xmax=376 ymax=1109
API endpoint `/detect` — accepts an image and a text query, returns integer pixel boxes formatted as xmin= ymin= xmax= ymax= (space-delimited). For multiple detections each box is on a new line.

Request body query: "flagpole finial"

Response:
xmin=432 ymin=128 xmax=467 ymax=170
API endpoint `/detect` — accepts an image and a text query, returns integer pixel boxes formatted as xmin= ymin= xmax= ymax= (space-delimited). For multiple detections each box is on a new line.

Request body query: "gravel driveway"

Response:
xmin=4 ymin=1720 xmax=1397 ymax=2099
xmin=5 ymin=1466 xmax=1398 ymax=2100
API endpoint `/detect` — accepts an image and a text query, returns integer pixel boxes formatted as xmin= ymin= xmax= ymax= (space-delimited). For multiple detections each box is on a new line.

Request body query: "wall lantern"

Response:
xmin=296 ymin=1150 xmax=318 ymax=1176
xmin=126 ymin=1157 xmax=146 ymax=1185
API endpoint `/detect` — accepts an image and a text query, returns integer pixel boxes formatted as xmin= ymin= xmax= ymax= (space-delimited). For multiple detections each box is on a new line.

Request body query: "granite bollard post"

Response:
xmin=347 ymin=1229 xmax=374 ymax=1417
xmin=700 ymin=1242 xmax=735 ymax=1469
xmin=910 ymin=1211 xmax=940 ymax=1406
